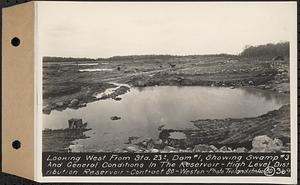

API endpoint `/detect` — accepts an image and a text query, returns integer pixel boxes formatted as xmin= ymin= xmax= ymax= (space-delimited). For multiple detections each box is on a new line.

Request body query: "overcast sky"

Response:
xmin=37 ymin=2 xmax=296 ymax=58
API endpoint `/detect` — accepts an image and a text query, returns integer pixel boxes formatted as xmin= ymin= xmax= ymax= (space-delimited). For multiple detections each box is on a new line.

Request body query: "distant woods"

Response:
xmin=240 ymin=42 xmax=289 ymax=59
xmin=43 ymin=41 xmax=290 ymax=62
xmin=43 ymin=56 xmax=96 ymax=62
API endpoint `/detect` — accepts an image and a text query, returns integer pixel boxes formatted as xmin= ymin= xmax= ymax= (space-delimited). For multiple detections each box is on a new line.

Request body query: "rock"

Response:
xmin=193 ymin=144 xmax=214 ymax=152
xmin=273 ymin=56 xmax=284 ymax=61
xmin=113 ymin=97 xmax=122 ymax=101
xmin=219 ymin=146 xmax=230 ymax=152
xmin=158 ymin=124 xmax=165 ymax=131
xmin=110 ymin=116 xmax=121 ymax=120
xmin=126 ymin=146 xmax=140 ymax=153
xmin=56 ymin=102 xmax=64 ymax=107
xmin=251 ymin=135 xmax=273 ymax=152
xmin=248 ymin=80 xmax=254 ymax=85
xmin=177 ymin=77 xmax=185 ymax=81
xmin=114 ymin=148 xmax=124 ymax=152
xmin=125 ymin=136 xmax=139 ymax=144
xmin=137 ymin=81 xmax=145 ymax=86
xmin=179 ymin=149 xmax=192 ymax=153
xmin=70 ymin=99 xmax=79 ymax=107
xmin=258 ymin=84 xmax=265 ymax=88
xmin=273 ymin=138 xmax=283 ymax=146
xmin=100 ymin=94 xmax=109 ymax=99
xmin=153 ymin=139 xmax=163 ymax=146
xmin=43 ymin=106 xmax=51 ymax=114
xmin=141 ymin=141 xmax=148 ymax=147
xmin=164 ymin=146 xmax=176 ymax=151
xmin=144 ymin=138 xmax=153 ymax=142
xmin=68 ymin=145 xmax=84 ymax=153
xmin=78 ymin=103 xmax=87 ymax=107
xmin=150 ymin=148 xmax=159 ymax=153
xmin=275 ymin=81 xmax=280 ymax=84
xmin=250 ymin=135 xmax=283 ymax=152
xmin=234 ymin=147 xmax=248 ymax=153
xmin=168 ymin=132 xmax=187 ymax=140
xmin=268 ymin=138 xmax=284 ymax=152
xmin=209 ymin=145 xmax=219 ymax=152
xmin=281 ymin=143 xmax=291 ymax=152
xmin=147 ymin=142 xmax=155 ymax=149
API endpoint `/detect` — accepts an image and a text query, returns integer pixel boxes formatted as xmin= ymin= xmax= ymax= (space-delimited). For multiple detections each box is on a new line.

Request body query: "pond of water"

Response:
xmin=43 ymin=86 xmax=289 ymax=152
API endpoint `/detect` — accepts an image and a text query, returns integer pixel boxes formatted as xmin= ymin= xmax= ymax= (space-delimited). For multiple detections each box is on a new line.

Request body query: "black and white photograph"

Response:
xmin=1 ymin=1 xmax=297 ymax=183
xmin=40 ymin=2 xmax=295 ymax=155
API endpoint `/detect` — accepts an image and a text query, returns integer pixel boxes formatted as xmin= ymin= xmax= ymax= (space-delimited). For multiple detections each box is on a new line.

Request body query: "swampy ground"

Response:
xmin=42 ymin=54 xmax=290 ymax=152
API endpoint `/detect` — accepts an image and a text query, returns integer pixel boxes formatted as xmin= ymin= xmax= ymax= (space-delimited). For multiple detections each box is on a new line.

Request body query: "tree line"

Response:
xmin=240 ymin=42 xmax=289 ymax=59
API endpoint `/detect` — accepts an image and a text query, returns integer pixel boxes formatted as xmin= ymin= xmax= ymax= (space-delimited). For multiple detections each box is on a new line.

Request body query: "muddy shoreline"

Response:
xmin=43 ymin=83 xmax=130 ymax=114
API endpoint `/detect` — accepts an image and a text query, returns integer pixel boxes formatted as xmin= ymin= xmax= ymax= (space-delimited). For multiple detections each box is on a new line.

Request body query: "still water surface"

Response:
xmin=43 ymin=86 xmax=289 ymax=151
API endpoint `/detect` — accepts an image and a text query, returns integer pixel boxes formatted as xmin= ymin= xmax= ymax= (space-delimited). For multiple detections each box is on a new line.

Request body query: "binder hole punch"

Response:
xmin=12 ymin=140 xmax=21 ymax=149
xmin=11 ymin=37 xmax=20 ymax=47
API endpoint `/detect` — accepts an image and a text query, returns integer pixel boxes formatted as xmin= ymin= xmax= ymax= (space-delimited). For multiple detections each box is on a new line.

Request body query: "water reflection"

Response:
xmin=43 ymin=86 xmax=289 ymax=151
xmin=241 ymin=87 xmax=289 ymax=105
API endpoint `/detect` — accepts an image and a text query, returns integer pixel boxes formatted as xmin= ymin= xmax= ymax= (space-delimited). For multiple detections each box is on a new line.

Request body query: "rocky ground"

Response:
xmin=126 ymin=58 xmax=289 ymax=94
xmin=113 ymin=134 xmax=289 ymax=153
xmin=43 ymin=83 xmax=130 ymax=114
xmin=42 ymin=55 xmax=290 ymax=153
xmin=43 ymin=55 xmax=289 ymax=114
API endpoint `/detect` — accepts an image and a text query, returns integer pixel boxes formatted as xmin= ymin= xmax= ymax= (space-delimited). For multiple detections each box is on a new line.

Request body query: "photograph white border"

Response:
xmin=35 ymin=1 xmax=297 ymax=183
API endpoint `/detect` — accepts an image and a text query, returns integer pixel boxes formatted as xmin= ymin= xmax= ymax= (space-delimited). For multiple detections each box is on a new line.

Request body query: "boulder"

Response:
xmin=268 ymin=138 xmax=284 ymax=152
xmin=114 ymin=148 xmax=124 ymax=153
xmin=144 ymin=138 xmax=153 ymax=142
xmin=56 ymin=102 xmax=64 ymax=107
xmin=78 ymin=103 xmax=87 ymax=107
xmin=219 ymin=146 xmax=230 ymax=152
xmin=273 ymin=56 xmax=284 ymax=61
xmin=153 ymin=139 xmax=163 ymax=146
xmin=250 ymin=135 xmax=283 ymax=152
xmin=146 ymin=142 xmax=155 ymax=150
xmin=234 ymin=147 xmax=248 ymax=153
xmin=150 ymin=148 xmax=159 ymax=153
xmin=141 ymin=141 xmax=148 ymax=147
xmin=164 ymin=146 xmax=176 ymax=151
xmin=43 ymin=106 xmax=51 ymax=114
xmin=113 ymin=97 xmax=122 ymax=101
xmin=251 ymin=135 xmax=273 ymax=152
xmin=126 ymin=146 xmax=140 ymax=153
xmin=68 ymin=145 xmax=84 ymax=153
xmin=70 ymin=99 xmax=79 ymax=107
xmin=193 ymin=144 xmax=214 ymax=152
xmin=137 ymin=81 xmax=145 ymax=87
xmin=209 ymin=145 xmax=219 ymax=152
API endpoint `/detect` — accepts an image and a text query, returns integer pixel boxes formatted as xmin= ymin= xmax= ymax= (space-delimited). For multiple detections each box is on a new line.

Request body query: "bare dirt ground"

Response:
xmin=43 ymin=55 xmax=289 ymax=112
xmin=42 ymin=55 xmax=290 ymax=152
